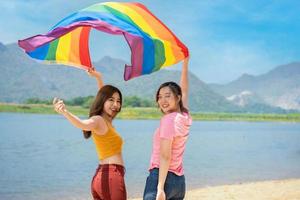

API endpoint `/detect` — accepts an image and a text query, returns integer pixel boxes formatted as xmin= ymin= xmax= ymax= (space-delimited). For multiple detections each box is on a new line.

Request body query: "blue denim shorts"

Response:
xmin=143 ymin=168 xmax=185 ymax=200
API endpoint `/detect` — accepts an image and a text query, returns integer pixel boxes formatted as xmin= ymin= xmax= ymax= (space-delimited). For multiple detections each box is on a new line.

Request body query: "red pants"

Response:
xmin=91 ymin=164 xmax=127 ymax=200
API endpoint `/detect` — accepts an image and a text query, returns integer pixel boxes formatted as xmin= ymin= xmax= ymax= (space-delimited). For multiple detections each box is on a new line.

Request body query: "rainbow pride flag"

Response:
xmin=18 ymin=2 xmax=188 ymax=81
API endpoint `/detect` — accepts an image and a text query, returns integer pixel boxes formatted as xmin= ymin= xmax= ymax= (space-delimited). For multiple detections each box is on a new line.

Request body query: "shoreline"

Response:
xmin=1 ymin=103 xmax=300 ymax=122
xmin=129 ymin=179 xmax=300 ymax=200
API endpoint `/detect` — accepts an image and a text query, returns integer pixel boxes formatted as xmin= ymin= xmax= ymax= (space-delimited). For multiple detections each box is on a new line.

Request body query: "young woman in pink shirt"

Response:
xmin=143 ymin=57 xmax=192 ymax=200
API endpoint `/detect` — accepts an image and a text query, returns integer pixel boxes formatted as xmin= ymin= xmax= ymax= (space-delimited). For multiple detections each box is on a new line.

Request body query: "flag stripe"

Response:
xmin=18 ymin=2 xmax=188 ymax=81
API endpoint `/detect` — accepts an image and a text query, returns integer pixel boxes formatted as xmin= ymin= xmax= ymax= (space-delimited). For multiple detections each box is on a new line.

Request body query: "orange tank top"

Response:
xmin=92 ymin=120 xmax=123 ymax=160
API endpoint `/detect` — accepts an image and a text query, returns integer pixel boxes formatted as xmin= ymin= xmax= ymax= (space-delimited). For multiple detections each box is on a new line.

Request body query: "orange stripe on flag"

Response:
xmin=69 ymin=27 xmax=82 ymax=66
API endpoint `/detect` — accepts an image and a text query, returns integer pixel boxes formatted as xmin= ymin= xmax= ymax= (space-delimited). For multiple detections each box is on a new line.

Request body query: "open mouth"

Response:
xmin=161 ymin=104 xmax=169 ymax=109
xmin=110 ymin=108 xmax=119 ymax=113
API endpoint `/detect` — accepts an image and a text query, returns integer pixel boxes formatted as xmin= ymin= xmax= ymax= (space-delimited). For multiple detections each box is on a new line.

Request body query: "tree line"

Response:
xmin=25 ymin=96 xmax=156 ymax=108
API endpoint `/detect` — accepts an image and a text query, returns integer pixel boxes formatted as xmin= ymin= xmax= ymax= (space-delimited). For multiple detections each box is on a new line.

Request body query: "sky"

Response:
xmin=1 ymin=0 xmax=299 ymax=83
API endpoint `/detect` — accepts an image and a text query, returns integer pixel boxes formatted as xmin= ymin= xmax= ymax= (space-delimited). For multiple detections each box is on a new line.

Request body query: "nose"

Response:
xmin=161 ymin=96 xmax=167 ymax=103
xmin=113 ymin=101 xmax=120 ymax=108
xmin=158 ymin=98 xmax=166 ymax=106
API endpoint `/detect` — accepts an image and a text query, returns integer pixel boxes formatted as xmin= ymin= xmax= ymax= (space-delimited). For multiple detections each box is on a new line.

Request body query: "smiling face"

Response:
xmin=103 ymin=92 xmax=121 ymax=118
xmin=157 ymin=86 xmax=181 ymax=114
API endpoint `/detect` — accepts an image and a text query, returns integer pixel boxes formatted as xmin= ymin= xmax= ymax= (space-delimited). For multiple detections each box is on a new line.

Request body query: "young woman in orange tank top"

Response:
xmin=53 ymin=69 xmax=126 ymax=200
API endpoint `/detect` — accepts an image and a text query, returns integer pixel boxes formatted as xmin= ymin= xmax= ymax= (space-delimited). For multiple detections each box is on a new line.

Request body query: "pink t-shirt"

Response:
xmin=149 ymin=112 xmax=192 ymax=176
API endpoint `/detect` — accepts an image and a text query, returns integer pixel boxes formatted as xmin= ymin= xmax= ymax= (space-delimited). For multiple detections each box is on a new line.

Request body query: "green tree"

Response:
xmin=25 ymin=98 xmax=51 ymax=105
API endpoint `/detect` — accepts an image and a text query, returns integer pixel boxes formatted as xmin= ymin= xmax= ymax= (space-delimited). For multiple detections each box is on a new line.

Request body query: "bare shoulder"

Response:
xmin=89 ymin=115 xmax=102 ymax=121
xmin=90 ymin=115 xmax=108 ymax=136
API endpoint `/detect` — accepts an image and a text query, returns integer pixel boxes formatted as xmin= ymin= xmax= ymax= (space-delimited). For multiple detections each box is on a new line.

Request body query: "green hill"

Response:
xmin=0 ymin=42 xmax=292 ymax=113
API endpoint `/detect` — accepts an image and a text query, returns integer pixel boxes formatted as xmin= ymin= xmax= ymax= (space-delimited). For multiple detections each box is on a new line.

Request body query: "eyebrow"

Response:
xmin=110 ymin=97 xmax=121 ymax=101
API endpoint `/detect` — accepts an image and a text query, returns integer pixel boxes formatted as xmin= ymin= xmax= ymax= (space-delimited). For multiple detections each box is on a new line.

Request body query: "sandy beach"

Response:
xmin=130 ymin=179 xmax=300 ymax=200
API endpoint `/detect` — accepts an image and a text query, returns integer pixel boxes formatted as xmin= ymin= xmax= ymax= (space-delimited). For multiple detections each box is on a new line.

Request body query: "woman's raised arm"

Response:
xmin=87 ymin=68 xmax=104 ymax=90
xmin=179 ymin=56 xmax=190 ymax=109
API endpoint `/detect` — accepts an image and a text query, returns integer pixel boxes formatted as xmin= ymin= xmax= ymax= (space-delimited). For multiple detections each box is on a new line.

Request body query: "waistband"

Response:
xmin=150 ymin=168 xmax=184 ymax=177
xmin=96 ymin=164 xmax=126 ymax=174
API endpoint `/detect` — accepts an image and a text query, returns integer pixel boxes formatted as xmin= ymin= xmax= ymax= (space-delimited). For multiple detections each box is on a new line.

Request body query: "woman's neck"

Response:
xmin=102 ymin=113 xmax=113 ymax=123
xmin=165 ymin=107 xmax=181 ymax=114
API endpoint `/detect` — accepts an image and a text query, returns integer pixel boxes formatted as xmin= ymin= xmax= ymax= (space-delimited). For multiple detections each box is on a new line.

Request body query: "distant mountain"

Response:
xmin=0 ymin=42 xmax=243 ymax=113
xmin=0 ymin=43 xmax=99 ymax=103
xmin=0 ymin=42 xmax=6 ymax=51
xmin=209 ymin=62 xmax=300 ymax=111
xmin=226 ymin=90 xmax=265 ymax=107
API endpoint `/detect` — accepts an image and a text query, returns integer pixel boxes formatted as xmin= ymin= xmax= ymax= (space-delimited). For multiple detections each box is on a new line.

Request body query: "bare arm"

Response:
xmin=53 ymin=98 xmax=104 ymax=132
xmin=179 ymin=57 xmax=189 ymax=109
xmin=156 ymin=138 xmax=172 ymax=200
xmin=87 ymin=68 xmax=104 ymax=90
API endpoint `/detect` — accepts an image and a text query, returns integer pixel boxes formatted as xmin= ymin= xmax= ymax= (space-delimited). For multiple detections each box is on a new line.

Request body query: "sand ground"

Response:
xmin=130 ymin=179 xmax=300 ymax=200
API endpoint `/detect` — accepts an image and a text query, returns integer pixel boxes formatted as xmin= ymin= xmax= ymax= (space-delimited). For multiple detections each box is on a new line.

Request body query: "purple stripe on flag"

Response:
xmin=123 ymin=33 xmax=144 ymax=80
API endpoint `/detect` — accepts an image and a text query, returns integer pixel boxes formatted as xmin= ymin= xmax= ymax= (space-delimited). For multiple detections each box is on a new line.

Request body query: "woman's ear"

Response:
xmin=177 ymin=95 xmax=182 ymax=103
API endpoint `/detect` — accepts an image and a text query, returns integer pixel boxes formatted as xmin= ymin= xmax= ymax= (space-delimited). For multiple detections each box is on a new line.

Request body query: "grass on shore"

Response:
xmin=0 ymin=103 xmax=300 ymax=122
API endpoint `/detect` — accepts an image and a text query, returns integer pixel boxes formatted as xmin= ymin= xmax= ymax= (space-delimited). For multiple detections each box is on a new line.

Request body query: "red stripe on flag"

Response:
xmin=79 ymin=27 xmax=92 ymax=68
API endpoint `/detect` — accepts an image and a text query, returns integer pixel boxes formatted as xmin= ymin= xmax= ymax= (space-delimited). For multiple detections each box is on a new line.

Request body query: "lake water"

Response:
xmin=0 ymin=113 xmax=300 ymax=199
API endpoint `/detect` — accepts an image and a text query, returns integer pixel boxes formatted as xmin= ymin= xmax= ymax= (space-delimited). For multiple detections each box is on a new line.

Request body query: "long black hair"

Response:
xmin=156 ymin=81 xmax=188 ymax=114
xmin=83 ymin=85 xmax=122 ymax=139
